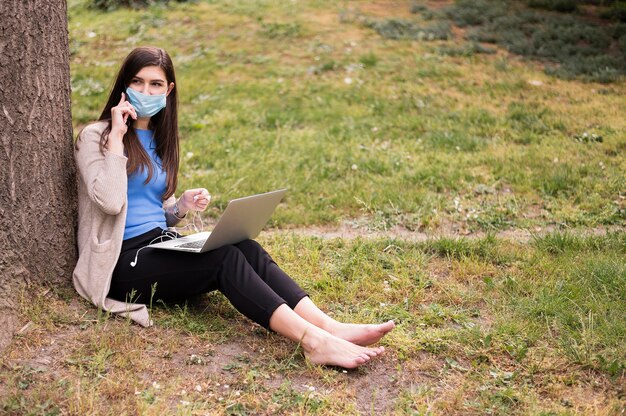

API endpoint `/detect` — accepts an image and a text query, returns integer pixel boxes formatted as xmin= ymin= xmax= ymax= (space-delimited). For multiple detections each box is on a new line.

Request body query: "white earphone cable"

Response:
xmin=130 ymin=209 xmax=205 ymax=268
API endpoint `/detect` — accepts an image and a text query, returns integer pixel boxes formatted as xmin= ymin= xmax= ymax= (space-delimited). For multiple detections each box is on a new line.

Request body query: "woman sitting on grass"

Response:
xmin=73 ymin=46 xmax=394 ymax=369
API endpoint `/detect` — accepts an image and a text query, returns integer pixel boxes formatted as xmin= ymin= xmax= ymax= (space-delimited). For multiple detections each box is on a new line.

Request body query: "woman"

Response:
xmin=73 ymin=46 xmax=394 ymax=369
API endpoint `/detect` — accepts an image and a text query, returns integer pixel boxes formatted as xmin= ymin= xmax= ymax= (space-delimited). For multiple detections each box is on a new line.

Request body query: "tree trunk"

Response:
xmin=0 ymin=0 xmax=76 ymax=351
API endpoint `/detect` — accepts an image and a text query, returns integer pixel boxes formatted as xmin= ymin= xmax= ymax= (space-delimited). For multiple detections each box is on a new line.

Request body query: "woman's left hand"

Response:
xmin=178 ymin=188 xmax=211 ymax=214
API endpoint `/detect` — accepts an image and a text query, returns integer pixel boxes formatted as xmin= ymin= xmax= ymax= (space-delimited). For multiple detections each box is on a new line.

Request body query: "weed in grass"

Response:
xmin=424 ymin=234 xmax=500 ymax=262
xmin=258 ymin=20 xmax=302 ymax=39
xmin=538 ymin=164 xmax=578 ymax=198
xmin=358 ymin=51 xmax=378 ymax=68
xmin=438 ymin=42 xmax=496 ymax=57
xmin=445 ymin=0 xmax=508 ymax=27
xmin=424 ymin=130 xmax=488 ymax=153
xmin=1 ymin=393 xmax=61 ymax=416
xmin=440 ymin=0 xmax=626 ymax=82
xmin=572 ymin=131 xmax=603 ymax=143
xmin=420 ymin=303 xmax=471 ymax=327
xmin=527 ymin=0 xmax=578 ymax=13
xmin=71 ymin=76 xmax=105 ymax=97
xmin=270 ymin=381 xmax=328 ymax=413
xmin=394 ymin=385 xmax=433 ymax=415
xmin=506 ymin=102 xmax=552 ymax=136
xmin=410 ymin=3 xmax=428 ymax=15
xmin=601 ymin=1 xmax=626 ymax=22
xmin=532 ymin=231 xmax=585 ymax=254
xmin=157 ymin=301 xmax=211 ymax=334
xmin=365 ymin=19 xmax=451 ymax=41
xmin=413 ymin=327 xmax=454 ymax=354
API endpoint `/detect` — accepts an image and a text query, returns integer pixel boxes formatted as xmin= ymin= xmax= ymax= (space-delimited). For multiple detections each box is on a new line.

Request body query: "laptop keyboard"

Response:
xmin=176 ymin=239 xmax=207 ymax=249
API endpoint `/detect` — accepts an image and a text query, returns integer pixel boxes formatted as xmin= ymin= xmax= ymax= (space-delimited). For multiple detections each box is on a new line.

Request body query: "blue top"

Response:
xmin=123 ymin=129 xmax=167 ymax=240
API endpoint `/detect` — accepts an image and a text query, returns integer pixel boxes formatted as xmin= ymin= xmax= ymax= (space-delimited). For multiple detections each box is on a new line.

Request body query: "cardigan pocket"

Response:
xmin=91 ymin=235 xmax=113 ymax=253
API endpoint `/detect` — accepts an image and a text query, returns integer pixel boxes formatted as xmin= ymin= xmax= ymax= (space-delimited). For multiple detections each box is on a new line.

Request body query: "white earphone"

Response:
xmin=129 ymin=210 xmax=204 ymax=267
xmin=130 ymin=231 xmax=177 ymax=267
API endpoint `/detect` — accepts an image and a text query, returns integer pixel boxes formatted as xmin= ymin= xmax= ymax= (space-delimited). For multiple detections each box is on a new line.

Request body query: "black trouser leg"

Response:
xmin=110 ymin=229 xmax=307 ymax=329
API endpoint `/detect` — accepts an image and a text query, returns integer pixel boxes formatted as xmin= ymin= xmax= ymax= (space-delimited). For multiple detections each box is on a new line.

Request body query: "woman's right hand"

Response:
xmin=110 ymin=92 xmax=137 ymax=140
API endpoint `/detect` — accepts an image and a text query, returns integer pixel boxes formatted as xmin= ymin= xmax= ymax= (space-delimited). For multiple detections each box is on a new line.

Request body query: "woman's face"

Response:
xmin=128 ymin=65 xmax=174 ymax=96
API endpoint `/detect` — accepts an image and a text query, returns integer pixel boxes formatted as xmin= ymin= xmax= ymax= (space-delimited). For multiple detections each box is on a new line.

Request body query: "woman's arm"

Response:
xmin=163 ymin=195 xmax=183 ymax=227
xmin=163 ymin=189 xmax=211 ymax=227
xmin=75 ymin=123 xmax=128 ymax=215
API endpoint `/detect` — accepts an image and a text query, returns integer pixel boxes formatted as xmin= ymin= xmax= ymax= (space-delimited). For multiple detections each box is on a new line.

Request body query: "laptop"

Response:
xmin=151 ymin=189 xmax=287 ymax=253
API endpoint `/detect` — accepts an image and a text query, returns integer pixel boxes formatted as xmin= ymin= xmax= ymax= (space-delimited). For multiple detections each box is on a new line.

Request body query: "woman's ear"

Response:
xmin=166 ymin=82 xmax=175 ymax=96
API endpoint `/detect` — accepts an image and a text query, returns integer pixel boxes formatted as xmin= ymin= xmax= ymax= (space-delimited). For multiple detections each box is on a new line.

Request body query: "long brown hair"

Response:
xmin=98 ymin=46 xmax=179 ymax=200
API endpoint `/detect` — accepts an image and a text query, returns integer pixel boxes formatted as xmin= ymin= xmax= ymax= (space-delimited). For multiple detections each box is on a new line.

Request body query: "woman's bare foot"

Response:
xmin=328 ymin=320 xmax=395 ymax=346
xmin=301 ymin=327 xmax=385 ymax=369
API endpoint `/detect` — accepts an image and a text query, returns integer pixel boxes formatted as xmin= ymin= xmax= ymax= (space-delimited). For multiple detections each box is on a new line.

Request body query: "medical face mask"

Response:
xmin=125 ymin=87 xmax=167 ymax=118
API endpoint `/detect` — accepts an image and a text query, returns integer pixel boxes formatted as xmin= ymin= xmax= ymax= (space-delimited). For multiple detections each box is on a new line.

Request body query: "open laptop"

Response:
xmin=151 ymin=189 xmax=287 ymax=253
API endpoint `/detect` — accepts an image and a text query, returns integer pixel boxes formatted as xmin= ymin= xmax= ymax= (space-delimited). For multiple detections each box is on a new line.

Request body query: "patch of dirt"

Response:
xmin=353 ymin=1 xmax=418 ymax=19
xmin=266 ymin=222 xmax=624 ymax=244
xmin=350 ymin=354 xmax=408 ymax=414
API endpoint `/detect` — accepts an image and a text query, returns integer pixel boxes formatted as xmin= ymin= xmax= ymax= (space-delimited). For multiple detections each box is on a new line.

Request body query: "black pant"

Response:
xmin=110 ymin=228 xmax=308 ymax=329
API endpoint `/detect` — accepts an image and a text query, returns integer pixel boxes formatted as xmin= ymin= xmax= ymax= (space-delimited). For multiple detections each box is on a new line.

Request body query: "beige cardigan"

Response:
xmin=73 ymin=121 xmax=180 ymax=326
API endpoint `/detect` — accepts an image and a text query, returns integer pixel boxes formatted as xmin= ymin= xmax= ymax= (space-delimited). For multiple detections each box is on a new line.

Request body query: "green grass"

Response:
xmin=411 ymin=0 xmax=626 ymax=83
xmin=67 ymin=0 xmax=625 ymax=232
xmin=3 ymin=0 xmax=624 ymax=414
xmin=2 ymin=233 xmax=624 ymax=413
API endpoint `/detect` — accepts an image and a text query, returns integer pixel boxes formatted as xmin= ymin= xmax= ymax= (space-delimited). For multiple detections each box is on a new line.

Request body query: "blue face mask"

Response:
xmin=125 ymin=87 xmax=167 ymax=118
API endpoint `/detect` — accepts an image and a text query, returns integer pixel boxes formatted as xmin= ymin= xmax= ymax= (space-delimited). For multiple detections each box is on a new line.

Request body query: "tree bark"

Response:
xmin=0 ymin=0 xmax=76 ymax=351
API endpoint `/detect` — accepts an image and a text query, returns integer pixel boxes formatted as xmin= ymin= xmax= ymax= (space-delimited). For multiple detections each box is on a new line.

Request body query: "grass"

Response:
xmin=66 ymin=0 xmax=625 ymax=231
xmin=1 ymin=232 xmax=624 ymax=413
xmin=2 ymin=0 xmax=624 ymax=414
xmin=423 ymin=0 xmax=626 ymax=83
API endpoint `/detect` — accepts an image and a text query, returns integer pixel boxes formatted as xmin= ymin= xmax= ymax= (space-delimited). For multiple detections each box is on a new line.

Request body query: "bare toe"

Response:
xmin=303 ymin=332 xmax=383 ymax=369
xmin=332 ymin=320 xmax=396 ymax=346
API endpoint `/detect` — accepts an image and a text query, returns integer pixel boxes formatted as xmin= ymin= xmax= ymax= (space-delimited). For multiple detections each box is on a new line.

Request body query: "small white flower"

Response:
xmin=224 ymin=384 xmax=230 ymax=389
xmin=351 ymin=164 xmax=358 ymax=170
xmin=186 ymin=152 xmax=194 ymax=158
xmin=152 ymin=381 xmax=161 ymax=389
xmin=180 ymin=400 xmax=190 ymax=405
xmin=380 ymin=302 xmax=386 ymax=307
xmin=308 ymin=386 xmax=316 ymax=391
xmin=181 ymin=390 xmax=187 ymax=395
xmin=235 ymin=391 xmax=241 ymax=396
xmin=87 ymin=31 xmax=96 ymax=38
xmin=195 ymin=384 xmax=202 ymax=392
xmin=344 ymin=77 xmax=353 ymax=85
xmin=218 ymin=397 xmax=224 ymax=401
